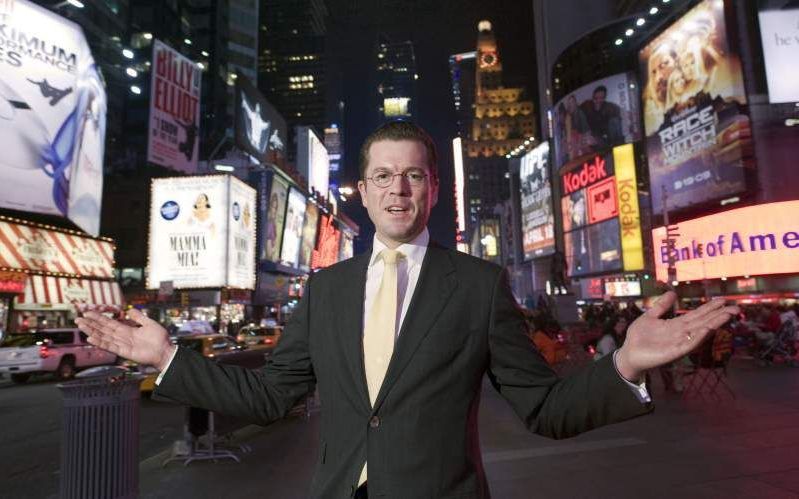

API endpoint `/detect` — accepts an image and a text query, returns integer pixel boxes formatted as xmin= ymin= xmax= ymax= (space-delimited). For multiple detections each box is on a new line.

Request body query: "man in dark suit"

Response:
xmin=77 ymin=122 xmax=738 ymax=498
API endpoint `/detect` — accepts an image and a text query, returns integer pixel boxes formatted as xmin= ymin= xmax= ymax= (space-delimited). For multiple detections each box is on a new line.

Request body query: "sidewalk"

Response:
xmin=139 ymin=358 xmax=799 ymax=498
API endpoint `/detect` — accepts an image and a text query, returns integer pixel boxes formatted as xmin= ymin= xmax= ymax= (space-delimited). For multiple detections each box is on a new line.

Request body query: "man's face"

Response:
xmin=592 ymin=90 xmax=606 ymax=110
xmin=357 ymin=140 xmax=439 ymax=248
xmin=651 ymin=49 xmax=676 ymax=103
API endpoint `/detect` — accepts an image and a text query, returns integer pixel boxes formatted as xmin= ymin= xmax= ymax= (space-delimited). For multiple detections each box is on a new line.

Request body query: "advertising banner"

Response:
xmin=613 ymin=144 xmax=644 ymax=271
xmin=226 ymin=178 xmax=257 ymax=289
xmin=148 ymin=175 xmax=255 ymax=290
xmin=652 ymin=200 xmax=799 ymax=282
xmin=560 ymin=151 xmax=623 ymax=277
xmin=280 ymin=187 xmax=306 ymax=268
xmin=235 ymin=74 xmax=286 ymax=164
xmin=296 ymin=127 xmax=330 ymax=196
xmin=604 ymin=277 xmax=642 ymax=297
xmin=640 ymin=0 xmax=752 ymax=213
xmin=262 ymin=174 xmax=288 ymax=263
xmin=147 ymin=39 xmax=201 ymax=174
xmin=758 ymin=9 xmax=799 ymax=104
xmin=0 ymin=220 xmax=114 ymax=278
xmin=553 ymin=72 xmax=640 ymax=167
xmin=298 ymin=202 xmax=319 ymax=271
xmin=519 ymin=142 xmax=555 ymax=259
xmin=0 ymin=0 xmax=107 ymax=235
xmin=311 ymin=214 xmax=341 ymax=270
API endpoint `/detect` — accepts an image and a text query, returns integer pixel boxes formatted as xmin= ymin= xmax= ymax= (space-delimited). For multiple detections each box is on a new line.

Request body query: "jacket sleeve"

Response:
xmin=152 ymin=276 xmax=317 ymax=426
xmin=487 ymin=270 xmax=653 ymax=439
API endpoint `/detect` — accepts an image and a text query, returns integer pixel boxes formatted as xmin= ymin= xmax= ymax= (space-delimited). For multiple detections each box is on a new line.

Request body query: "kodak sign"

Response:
xmin=613 ymin=144 xmax=644 ymax=271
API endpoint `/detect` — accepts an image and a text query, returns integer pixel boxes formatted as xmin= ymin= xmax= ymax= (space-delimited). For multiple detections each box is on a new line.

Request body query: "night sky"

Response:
xmin=325 ymin=0 xmax=537 ymax=252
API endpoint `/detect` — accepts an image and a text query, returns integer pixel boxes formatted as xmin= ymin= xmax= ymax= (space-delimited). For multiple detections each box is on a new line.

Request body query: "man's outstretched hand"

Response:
xmin=75 ymin=309 xmax=175 ymax=371
xmin=615 ymin=292 xmax=739 ymax=382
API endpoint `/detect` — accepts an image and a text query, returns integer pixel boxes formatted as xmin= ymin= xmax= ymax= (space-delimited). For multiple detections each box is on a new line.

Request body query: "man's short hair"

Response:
xmin=593 ymin=85 xmax=608 ymax=96
xmin=358 ymin=121 xmax=438 ymax=180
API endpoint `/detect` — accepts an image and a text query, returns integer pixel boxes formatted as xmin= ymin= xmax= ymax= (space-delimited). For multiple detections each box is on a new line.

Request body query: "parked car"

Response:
xmin=0 ymin=329 xmax=118 ymax=383
xmin=236 ymin=324 xmax=283 ymax=349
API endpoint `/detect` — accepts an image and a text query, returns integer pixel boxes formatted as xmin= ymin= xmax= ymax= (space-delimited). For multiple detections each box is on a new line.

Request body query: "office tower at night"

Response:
xmin=258 ymin=0 xmax=328 ymax=153
xmin=448 ymin=51 xmax=476 ymax=138
xmin=376 ymin=35 xmax=417 ymax=122
xmin=463 ymin=20 xmax=536 ymax=232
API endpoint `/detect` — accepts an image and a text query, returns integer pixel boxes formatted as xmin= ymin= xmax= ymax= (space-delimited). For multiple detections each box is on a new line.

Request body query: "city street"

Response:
xmin=2 ymin=357 xmax=799 ymax=498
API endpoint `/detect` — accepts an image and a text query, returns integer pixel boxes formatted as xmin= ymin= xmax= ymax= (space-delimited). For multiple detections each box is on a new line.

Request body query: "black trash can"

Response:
xmin=58 ymin=368 xmax=142 ymax=499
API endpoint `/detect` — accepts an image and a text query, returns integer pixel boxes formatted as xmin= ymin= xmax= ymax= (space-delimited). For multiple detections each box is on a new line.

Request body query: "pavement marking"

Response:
xmin=482 ymin=437 xmax=648 ymax=464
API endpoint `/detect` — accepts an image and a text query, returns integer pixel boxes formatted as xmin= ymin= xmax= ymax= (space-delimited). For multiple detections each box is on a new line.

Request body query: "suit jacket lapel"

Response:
xmin=373 ymin=243 xmax=457 ymax=411
xmin=337 ymin=251 xmax=372 ymax=412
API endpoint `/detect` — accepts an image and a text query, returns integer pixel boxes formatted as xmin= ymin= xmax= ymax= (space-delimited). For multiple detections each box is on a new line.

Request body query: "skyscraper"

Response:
xmin=463 ymin=21 xmax=536 ymax=239
xmin=375 ymin=35 xmax=417 ymax=122
xmin=258 ymin=0 xmax=328 ymax=156
xmin=448 ymin=51 xmax=476 ymax=138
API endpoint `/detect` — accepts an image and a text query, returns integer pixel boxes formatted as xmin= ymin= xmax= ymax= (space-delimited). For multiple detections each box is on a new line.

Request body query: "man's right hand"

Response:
xmin=75 ymin=309 xmax=175 ymax=371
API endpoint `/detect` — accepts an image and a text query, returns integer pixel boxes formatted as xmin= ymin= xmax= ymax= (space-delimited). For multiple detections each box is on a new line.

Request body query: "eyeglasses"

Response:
xmin=366 ymin=170 xmax=430 ymax=188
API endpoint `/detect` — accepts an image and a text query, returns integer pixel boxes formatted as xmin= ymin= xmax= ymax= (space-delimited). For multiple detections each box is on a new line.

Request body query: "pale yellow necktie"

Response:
xmin=359 ymin=248 xmax=403 ymax=486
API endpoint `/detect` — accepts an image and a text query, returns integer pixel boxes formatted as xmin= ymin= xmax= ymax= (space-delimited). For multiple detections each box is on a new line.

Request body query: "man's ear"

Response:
xmin=430 ymin=176 xmax=440 ymax=208
xmin=357 ymin=180 xmax=368 ymax=208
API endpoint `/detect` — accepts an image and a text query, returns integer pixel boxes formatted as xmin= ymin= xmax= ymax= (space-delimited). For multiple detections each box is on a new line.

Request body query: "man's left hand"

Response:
xmin=615 ymin=292 xmax=739 ymax=382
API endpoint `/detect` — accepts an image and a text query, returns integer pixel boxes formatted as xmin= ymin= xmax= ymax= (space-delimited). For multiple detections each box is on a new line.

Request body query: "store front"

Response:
xmin=11 ymin=275 xmax=124 ymax=333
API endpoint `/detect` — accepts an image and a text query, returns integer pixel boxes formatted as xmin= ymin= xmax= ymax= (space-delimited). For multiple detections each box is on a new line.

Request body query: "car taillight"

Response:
xmin=264 ymin=338 xmax=273 ymax=344
xmin=39 ymin=346 xmax=51 ymax=359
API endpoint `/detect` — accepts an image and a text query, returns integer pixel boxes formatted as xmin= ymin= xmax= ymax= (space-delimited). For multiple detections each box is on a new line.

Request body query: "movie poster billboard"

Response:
xmin=297 ymin=126 xmax=330 ymax=196
xmin=280 ymin=187 xmax=306 ymax=268
xmin=147 ymin=39 xmax=201 ymax=174
xmin=758 ymin=9 xmax=799 ymax=104
xmin=298 ymin=202 xmax=319 ymax=271
xmin=519 ymin=143 xmax=555 ymax=259
xmin=640 ymin=0 xmax=752 ymax=213
xmin=226 ymin=178 xmax=257 ymax=289
xmin=262 ymin=174 xmax=288 ymax=262
xmin=0 ymin=0 xmax=107 ymax=236
xmin=552 ymin=72 xmax=640 ymax=166
xmin=148 ymin=176 xmax=228 ymax=289
xmin=235 ymin=74 xmax=287 ymax=164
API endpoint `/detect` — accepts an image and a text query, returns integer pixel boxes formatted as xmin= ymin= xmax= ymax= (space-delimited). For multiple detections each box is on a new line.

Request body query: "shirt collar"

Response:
xmin=369 ymin=228 xmax=429 ymax=268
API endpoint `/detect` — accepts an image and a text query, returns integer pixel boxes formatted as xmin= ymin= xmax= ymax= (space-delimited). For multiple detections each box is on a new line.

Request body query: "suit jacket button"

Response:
xmin=369 ymin=416 xmax=380 ymax=428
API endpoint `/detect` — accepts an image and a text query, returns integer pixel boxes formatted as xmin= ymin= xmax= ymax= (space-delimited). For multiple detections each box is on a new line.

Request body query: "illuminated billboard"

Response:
xmin=298 ymin=202 xmax=319 ymax=271
xmin=652 ymin=201 xmax=799 ymax=282
xmin=0 ymin=0 xmax=107 ymax=236
xmin=147 ymin=175 xmax=256 ymax=290
xmin=758 ymin=9 xmax=799 ymax=104
xmin=235 ymin=74 xmax=286 ymax=164
xmin=280 ymin=187 xmax=306 ymax=268
xmin=564 ymin=218 xmax=622 ymax=277
xmin=311 ymin=214 xmax=342 ymax=269
xmin=262 ymin=174 xmax=288 ymax=263
xmin=296 ymin=127 xmax=330 ymax=196
xmin=519 ymin=142 xmax=555 ymax=259
xmin=640 ymin=0 xmax=752 ymax=213
xmin=613 ymin=144 xmax=644 ymax=271
xmin=452 ymin=138 xmax=466 ymax=233
xmin=552 ymin=72 xmax=640 ymax=167
xmin=147 ymin=39 xmax=201 ymax=174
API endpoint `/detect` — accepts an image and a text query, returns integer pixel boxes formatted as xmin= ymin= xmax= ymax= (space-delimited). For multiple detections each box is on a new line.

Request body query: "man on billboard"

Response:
xmin=77 ymin=122 xmax=738 ymax=498
xmin=580 ymin=85 xmax=623 ymax=150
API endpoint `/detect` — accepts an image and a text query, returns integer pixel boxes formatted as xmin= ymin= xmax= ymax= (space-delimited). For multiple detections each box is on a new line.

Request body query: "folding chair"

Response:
xmin=681 ymin=329 xmax=735 ymax=401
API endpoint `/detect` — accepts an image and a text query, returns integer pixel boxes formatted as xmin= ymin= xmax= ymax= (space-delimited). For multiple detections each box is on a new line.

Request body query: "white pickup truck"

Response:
xmin=0 ymin=329 xmax=118 ymax=383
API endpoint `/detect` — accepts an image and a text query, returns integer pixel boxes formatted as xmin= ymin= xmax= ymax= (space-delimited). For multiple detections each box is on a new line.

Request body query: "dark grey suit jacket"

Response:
xmin=154 ymin=243 xmax=653 ymax=498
